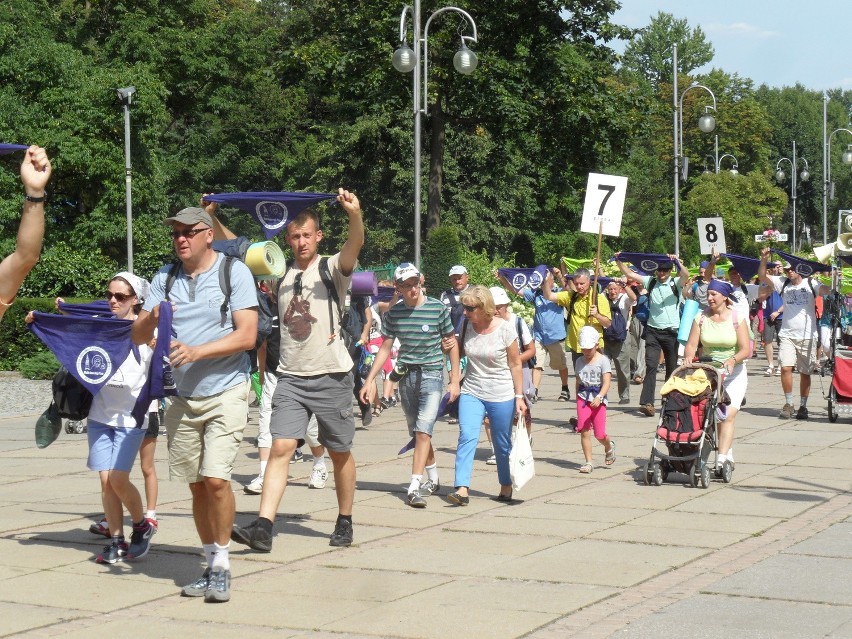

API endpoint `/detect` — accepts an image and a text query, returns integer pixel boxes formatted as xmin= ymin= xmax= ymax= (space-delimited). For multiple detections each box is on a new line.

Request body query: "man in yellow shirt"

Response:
xmin=542 ymin=268 xmax=611 ymax=432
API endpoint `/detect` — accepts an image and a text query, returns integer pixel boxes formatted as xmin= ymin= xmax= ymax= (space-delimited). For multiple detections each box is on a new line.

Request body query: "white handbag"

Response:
xmin=509 ymin=413 xmax=535 ymax=491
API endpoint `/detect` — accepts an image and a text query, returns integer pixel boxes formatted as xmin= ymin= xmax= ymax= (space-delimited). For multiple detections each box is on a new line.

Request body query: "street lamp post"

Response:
xmin=393 ymin=2 xmax=479 ymax=267
xmin=823 ymin=115 xmax=852 ymax=244
xmin=717 ymin=153 xmax=739 ymax=175
xmin=672 ymin=43 xmax=717 ymax=255
xmin=775 ymin=140 xmax=810 ymax=252
xmin=117 ymin=86 xmax=136 ymax=273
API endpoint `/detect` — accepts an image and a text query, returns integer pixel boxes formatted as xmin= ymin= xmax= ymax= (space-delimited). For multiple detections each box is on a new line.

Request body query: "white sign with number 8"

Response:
xmin=697 ymin=217 xmax=726 ymax=254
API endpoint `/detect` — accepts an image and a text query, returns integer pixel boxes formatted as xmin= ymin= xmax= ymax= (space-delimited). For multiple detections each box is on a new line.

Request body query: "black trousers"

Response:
xmin=639 ymin=326 xmax=680 ymax=406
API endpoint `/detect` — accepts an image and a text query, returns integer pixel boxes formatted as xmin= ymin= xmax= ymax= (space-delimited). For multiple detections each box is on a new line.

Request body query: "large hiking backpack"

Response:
xmin=603 ymin=296 xmax=628 ymax=343
xmin=52 ymin=366 xmax=93 ymax=421
xmin=164 ymin=236 xmax=275 ymax=350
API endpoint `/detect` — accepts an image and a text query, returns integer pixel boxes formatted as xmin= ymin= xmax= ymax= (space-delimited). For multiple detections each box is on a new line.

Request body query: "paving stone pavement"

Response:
xmin=0 ymin=363 xmax=850 ymax=638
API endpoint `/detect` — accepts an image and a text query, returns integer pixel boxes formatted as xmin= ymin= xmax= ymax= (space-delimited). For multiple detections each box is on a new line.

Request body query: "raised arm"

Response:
xmin=0 ymin=146 xmax=52 ymax=316
xmin=337 ymin=188 xmax=365 ymax=276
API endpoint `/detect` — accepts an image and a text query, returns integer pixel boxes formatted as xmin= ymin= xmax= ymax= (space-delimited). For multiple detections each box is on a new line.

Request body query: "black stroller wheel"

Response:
xmin=698 ymin=463 xmax=710 ymax=489
xmin=64 ymin=419 xmax=73 ymax=434
xmin=652 ymin=464 xmax=663 ymax=486
xmin=721 ymin=460 xmax=733 ymax=483
xmin=828 ymin=386 xmax=839 ymax=423
xmin=688 ymin=461 xmax=698 ymax=488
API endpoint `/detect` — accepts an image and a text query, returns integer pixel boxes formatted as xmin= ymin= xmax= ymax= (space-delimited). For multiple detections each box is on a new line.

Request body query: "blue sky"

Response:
xmin=610 ymin=0 xmax=851 ymax=91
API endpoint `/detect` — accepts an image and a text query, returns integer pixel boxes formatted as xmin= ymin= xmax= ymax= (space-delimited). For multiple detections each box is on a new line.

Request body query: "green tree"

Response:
xmin=621 ymin=11 xmax=713 ymax=90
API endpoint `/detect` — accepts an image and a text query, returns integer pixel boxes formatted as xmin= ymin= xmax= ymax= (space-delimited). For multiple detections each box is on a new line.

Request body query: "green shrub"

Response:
xmin=422 ymin=225 xmax=463 ymax=295
xmin=18 ymin=350 xmax=59 ymax=379
xmin=0 ymin=297 xmax=58 ymax=369
xmin=18 ymin=241 xmax=117 ymax=298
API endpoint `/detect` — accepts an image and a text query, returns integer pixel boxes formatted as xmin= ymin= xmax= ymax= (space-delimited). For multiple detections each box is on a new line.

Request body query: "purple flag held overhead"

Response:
xmin=611 ymin=252 xmax=680 ymax=273
xmin=204 ymin=191 xmax=337 ymax=239
xmin=773 ymin=249 xmax=832 ymax=277
xmin=0 ymin=143 xmax=28 ymax=155
xmin=498 ymin=265 xmax=549 ymax=293
xmin=720 ymin=253 xmax=762 ymax=282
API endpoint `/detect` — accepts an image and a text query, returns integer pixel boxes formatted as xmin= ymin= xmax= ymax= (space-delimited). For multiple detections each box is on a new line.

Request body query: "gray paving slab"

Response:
xmin=706 ymin=554 xmax=852 ymax=605
xmin=615 ymin=593 xmax=852 ymax=638
xmin=785 ymin=520 xmax=852 ymax=558
xmin=0 ymin=368 xmax=850 ymax=638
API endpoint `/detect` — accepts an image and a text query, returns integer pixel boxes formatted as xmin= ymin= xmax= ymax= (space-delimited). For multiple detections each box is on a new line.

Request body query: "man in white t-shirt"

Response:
xmin=758 ymin=247 xmax=819 ymax=420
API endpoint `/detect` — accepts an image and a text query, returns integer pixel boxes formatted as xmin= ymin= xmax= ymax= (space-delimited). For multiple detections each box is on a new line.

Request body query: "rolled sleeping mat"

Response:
xmin=351 ymin=271 xmax=378 ymax=296
xmin=244 ymin=241 xmax=287 ymax=279
xmin=678 ymin=298 xmax=700 ymax=345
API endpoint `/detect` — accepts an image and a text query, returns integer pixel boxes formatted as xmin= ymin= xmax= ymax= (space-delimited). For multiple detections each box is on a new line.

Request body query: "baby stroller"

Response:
xmin=643 ymin=362 xmax=731 ymax=489
xmin=820 ymin=286 xmax=852 ymax=422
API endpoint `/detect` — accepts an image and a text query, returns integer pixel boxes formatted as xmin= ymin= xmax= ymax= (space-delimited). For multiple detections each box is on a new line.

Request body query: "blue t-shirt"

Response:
xmin=764 ymin=289 xmax=783 ymax=320
xmin=642 ymin=275 xmax=681 ymax=330
xmin=144 ymin=253 xmax=258 ymax=397
xmin=522 ymin=287 xmax=566 ymax=345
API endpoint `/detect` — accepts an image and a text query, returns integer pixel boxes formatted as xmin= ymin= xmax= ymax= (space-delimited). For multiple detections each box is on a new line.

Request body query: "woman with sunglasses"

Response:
xmin=448 ymin=286 xmax=527 ymax=505
xmin=28 ymin=272 xmax=158 ymax=563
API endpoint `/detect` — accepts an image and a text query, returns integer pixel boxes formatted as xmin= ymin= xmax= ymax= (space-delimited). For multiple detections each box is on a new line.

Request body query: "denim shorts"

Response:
xmin=87 ymin=421 xmax=145 ymax=472
xmin=399 ymin=368 xmax=444 ymax=437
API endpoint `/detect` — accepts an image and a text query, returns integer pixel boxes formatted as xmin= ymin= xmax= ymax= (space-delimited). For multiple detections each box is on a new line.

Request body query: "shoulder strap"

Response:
xmin=217 ymin=255 xmax=234 ymax=321
xmin=515 ymin=316 xmax=526 ymax=349
xmin=567 ymin=291 xmax=579 ymax=320
xmin=164 ymin=261 xmax=181 ymax=301
xmin=459 ymin=318 xmax=469 ymax=357
xmin=318 ymin=257 xmax=342 ymax=333
xmin=647 ymin=277 xmax=657 ymax=296
xmin=781 ymin=277 xmax=791 ymax=297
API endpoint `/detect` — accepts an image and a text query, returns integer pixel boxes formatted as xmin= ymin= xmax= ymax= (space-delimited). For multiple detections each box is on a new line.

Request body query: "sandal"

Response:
xmin=633 ymin=376 xmax=644 ymax=385
xmin=579 ymin=462 xmax=593 ymax=474
xmin=605 ymin=442 xmax=616 ymax=466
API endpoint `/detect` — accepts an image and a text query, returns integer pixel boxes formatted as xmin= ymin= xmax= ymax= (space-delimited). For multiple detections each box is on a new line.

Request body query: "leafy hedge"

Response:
xmin=0 ymin=297 xmax=82 ymax=370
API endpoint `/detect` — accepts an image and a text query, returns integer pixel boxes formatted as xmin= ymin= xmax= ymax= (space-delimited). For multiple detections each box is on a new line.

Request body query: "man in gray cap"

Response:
xmin=441 ymin=264 xmax=470 ymax=333
xmin=132 ymin=205 xmax=259 ymax=603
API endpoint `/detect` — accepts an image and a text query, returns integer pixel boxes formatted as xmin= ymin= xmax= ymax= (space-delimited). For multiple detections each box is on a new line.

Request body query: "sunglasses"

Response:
xmin=462 ymin=304 xmax=478 ymax=312
xmin=105 ymin=291 xmax=133 ymax=303
xmin=398 ymin=281 xmax=421 ymax=291
xmin=171 ymin=226 xmax=210 ymax=240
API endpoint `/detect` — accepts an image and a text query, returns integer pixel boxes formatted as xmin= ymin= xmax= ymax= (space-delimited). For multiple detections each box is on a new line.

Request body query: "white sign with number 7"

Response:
xmin=580 ymin=173 xmax=628 ymax=237
xmin=697 ymin=217 xmax=727 ymax=254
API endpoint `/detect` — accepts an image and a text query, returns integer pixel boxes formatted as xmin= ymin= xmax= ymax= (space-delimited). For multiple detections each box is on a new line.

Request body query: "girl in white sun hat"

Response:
xmin=575 ymin=325 xmax=615 ymax=473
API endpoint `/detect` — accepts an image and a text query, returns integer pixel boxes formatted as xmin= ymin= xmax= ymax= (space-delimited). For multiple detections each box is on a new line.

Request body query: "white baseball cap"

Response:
xmin=488 ymin=286 xmax=510 ymax=306
xmin=448 ymin=265 xmax=468 ymax=276
xmin=394 ymin=262 xmax=421 ymax=282
xmin=578 ymin=325 xmax=600 ymax=350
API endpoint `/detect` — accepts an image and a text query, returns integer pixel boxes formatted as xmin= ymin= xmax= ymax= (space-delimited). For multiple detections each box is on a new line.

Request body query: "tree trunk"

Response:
xmin=427 ymin=88 xmax=445 ymax=231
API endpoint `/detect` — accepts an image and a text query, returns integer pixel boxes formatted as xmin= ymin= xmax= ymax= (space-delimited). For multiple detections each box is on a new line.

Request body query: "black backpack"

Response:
xmin=164 ymin=237 xmax=275 ymax=351
xmin=603 ymin=300 xmax=629 ymax=343
xmin=52 ymin=366 xmax=93 ymax=421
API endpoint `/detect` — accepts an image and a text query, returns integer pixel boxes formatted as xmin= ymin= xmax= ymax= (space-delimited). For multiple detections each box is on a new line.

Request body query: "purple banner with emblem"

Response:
xmin=57 ymin=300 xmax=114 ymax=318
xmin=28 ymin=313 xmax=135 ymax=396
xmin=773 ymin=249 xmax=832 ymax=277
xmin=612 ymin=252 xmax=680 ymax=274
xmin=204 ymin=191 xmax=337 ymax=239
xmin=0 ymin=143 xmax=28 ymax=155
xmin=498 ymin=265 xmax=549 ymax=293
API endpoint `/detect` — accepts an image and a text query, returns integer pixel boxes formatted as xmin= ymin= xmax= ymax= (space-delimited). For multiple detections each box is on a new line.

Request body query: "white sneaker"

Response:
xmin=244 ymin=475 xmax=264 ymax=494
xmin=775 ymin=367 xmax=782 ymax=376
xmin=764 ymin=366 xmax=774 ymax=376
xmin=486 ymin=454 xmax=497 ymax=465
xmin=308 ymin=465 xmax=328 ymax=489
